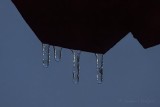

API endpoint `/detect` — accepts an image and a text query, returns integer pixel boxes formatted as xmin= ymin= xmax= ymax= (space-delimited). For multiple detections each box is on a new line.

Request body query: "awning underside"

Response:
xmin=12 ymin=0 xmax=160 ymax=54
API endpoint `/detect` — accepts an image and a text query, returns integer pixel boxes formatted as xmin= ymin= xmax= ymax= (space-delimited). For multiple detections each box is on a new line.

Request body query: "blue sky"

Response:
xmin=0 ymin=0 xmax=160 ymax=107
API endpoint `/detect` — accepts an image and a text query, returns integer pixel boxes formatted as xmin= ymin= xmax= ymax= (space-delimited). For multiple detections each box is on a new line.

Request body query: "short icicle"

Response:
xmin=95 ymin=53 xmax=104 ymax=84
xmin=72 ymin=50 xmax=81 ymax=84
xmin=42 ymin=43 xmax=50 ymax=68
xmin=54 ymin=46 xmax=62 ymax=62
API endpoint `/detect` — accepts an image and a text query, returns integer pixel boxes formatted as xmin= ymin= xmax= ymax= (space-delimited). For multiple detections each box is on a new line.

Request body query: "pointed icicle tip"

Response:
xmin=42 ymin=43 xmax=50 ymax=68
xmin=72 ymin=50 xmax=81 ymax=84
xmin=54 ymin=46 xmax=62 ymax=62
xmin=95 ymin=53 xmax=104 ymax=84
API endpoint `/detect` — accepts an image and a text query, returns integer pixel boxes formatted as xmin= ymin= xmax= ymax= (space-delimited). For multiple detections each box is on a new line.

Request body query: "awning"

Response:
xmin=12 ymin=0 xmax=160 ymax=54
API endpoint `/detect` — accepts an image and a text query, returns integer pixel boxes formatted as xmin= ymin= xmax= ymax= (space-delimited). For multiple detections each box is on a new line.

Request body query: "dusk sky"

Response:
xmin=0 ymin=0 xmax=160 ymax=107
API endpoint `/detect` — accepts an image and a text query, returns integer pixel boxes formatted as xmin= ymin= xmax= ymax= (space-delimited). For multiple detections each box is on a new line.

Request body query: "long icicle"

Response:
xmin=54 ymin=46 xmax=62 ymax=62
xmin=95 ymin=53 xmax=104 ymax=84
xmin=72 ymin=50 xmax=81 ymax=84
xmin=42 ymin=43 xmax=50 ymax=68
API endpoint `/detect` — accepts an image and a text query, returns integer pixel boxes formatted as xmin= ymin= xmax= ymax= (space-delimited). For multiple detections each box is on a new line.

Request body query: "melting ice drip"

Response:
xmin=54 ymin=46 xmax=62 ymax=62
xmin=42 ymin=44 xmax=50 ymax=67
xmin=72 ymin=50 xmax=81 ymax=84
xmin=95 ymin=53 xmax=104 ymax=84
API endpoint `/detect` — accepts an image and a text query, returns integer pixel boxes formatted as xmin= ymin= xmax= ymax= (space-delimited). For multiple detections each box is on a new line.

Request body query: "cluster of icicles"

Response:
xmin=42 ymin=43 xmax=104 ymax=84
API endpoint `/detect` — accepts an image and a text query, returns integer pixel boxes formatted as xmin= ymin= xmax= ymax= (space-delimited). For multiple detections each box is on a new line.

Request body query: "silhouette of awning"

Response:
xmin=12 ymin=0 xmax=160 ymax=54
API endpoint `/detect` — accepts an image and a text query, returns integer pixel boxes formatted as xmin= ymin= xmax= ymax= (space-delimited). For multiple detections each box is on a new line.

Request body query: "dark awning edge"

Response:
xmin=11 ymin=0 xmax=160 ymax=54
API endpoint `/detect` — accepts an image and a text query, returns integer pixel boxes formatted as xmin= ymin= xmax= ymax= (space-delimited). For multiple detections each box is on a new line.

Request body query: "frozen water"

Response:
xmin=72 ymin=50 xmax=81 ymax=84
xmin=95 ymin=53 xmax=104 ymax=84
xmin=42 ymin=44 xmax=50 ymax=68
xmin=54 ymin=46 xmax=62 ymax=62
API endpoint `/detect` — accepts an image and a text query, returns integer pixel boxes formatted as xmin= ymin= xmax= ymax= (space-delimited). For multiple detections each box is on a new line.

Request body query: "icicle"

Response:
xmin=95 ymin=53 xmax=104 ymax=84
xmin=72 ymin=50 xmax=81 ymax=84
xmin=42 ymin=43 xmax=50 ymax=68
xmin=54 ymin=46 xmax=62 ymax=62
